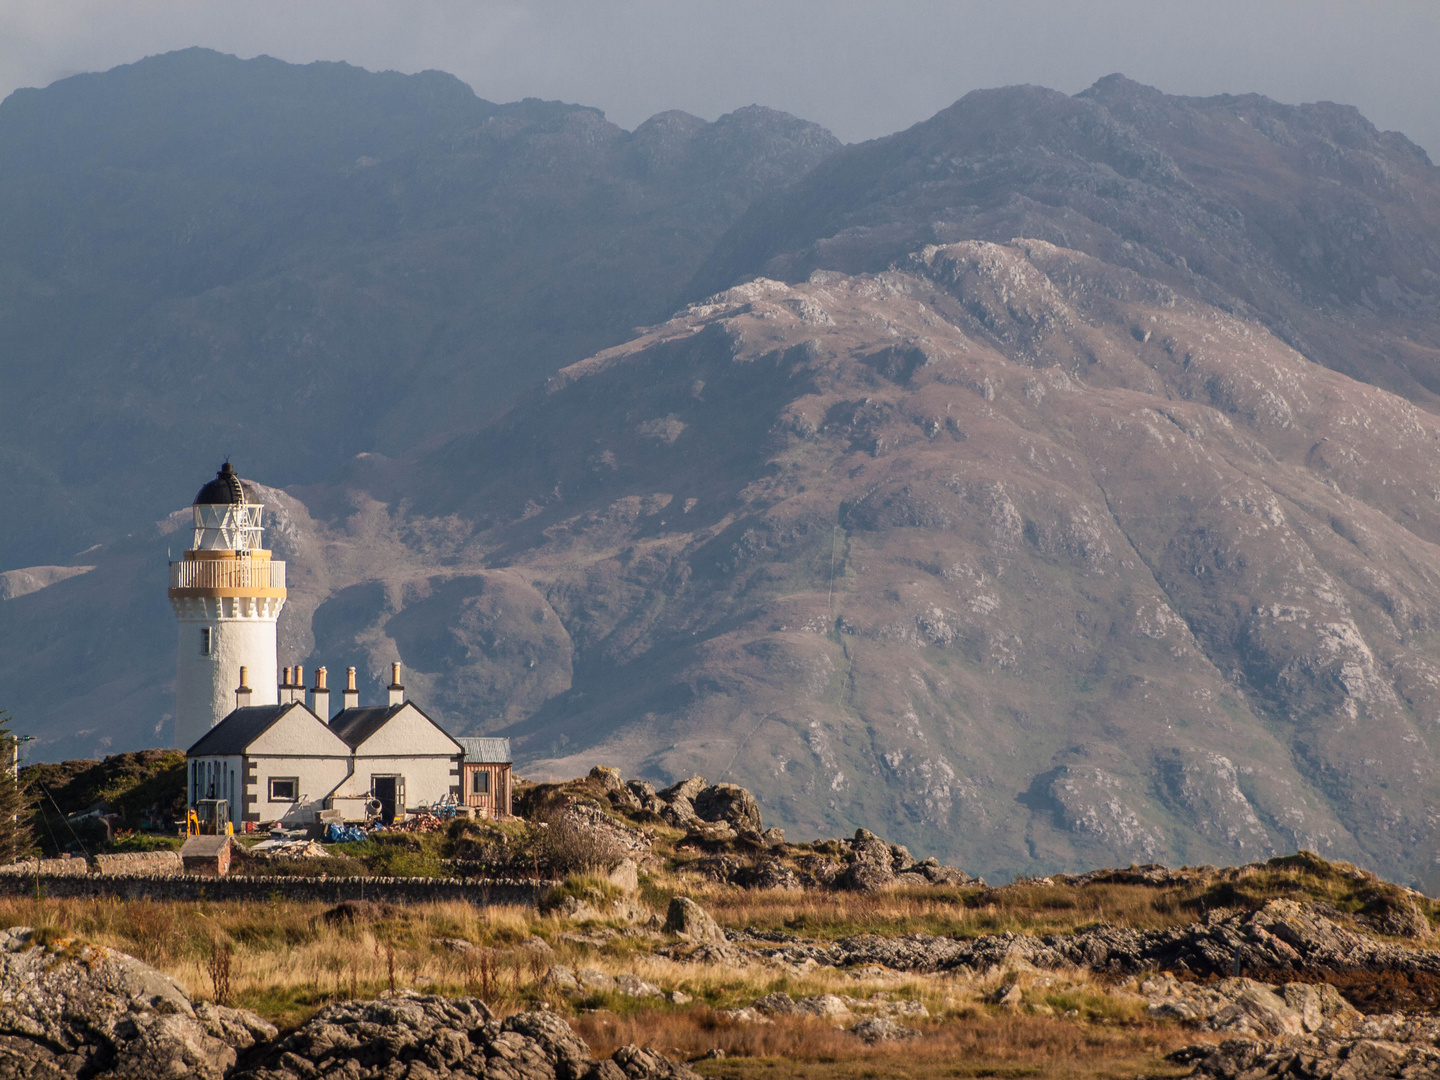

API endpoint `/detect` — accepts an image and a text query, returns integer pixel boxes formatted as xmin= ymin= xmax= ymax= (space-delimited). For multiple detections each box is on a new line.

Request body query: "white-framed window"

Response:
xmin=471 ymin=770 xmax=490 ymax=795
xmin=268 ymin=777 xmax=298 ymax=802
xmin=200 ymin=627 xmax=212 ymax=656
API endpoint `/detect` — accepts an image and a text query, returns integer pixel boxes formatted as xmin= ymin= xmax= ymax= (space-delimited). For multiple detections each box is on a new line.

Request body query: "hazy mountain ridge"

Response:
xmin=0 ymin=48 xmax=838 ymax=569
xmin=692 ymin=75 xmax=1440 ymax=404
xmin=7 ymin=61 xmax=1440 ymax=885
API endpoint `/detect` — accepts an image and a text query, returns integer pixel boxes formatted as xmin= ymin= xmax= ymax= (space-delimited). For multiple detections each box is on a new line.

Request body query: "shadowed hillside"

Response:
xmin=8 ymin=70 xmax=1440 ymax=888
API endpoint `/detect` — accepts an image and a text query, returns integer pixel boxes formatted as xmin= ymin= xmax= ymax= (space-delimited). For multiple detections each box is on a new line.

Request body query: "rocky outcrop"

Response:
xmin=840 ymin=830 xmax=896 ymax=892
xmin=234 ymin=994 xmax=699 ymax=1080
xmin=740 ymin=900 xmax=1440 ymax=980
xmin=1174 ymin=1014 xmax=1440 ymax=1079
xmin=1141 ymin=974 xmax=1360 ymax=1037
xmin=656 ymin=778 xmax=707 ymax=828
xmin=693 ymin=784 xmax=762 ymax=834
xmin=0 ymin=926 xmax=274 ymax=1079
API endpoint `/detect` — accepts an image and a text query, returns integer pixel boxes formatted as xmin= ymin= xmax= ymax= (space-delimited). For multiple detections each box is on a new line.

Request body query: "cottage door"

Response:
xmin=371 ymin=776 xmax=397 ymax=824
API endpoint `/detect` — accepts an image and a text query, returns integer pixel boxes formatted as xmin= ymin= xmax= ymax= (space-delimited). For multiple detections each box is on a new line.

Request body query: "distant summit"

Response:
xmin=0 ymin=48 xmax=839 ymax=571
xmin=692 ymin=75 xmax=1440 ymax=407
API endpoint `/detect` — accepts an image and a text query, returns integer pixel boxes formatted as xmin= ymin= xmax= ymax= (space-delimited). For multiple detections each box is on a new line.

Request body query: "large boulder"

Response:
xmin=693 ymin=783 xmax=763 ymax=833
xmin=588 ymin=766 xmax=624 ymax=792
xmin=664 ymin=897 xmax=727 ymax=944
xmin=0 ymin=926 xmax=270 ymax=1080
xmin=840 ymin=829 xmax=896 ymax=891
xmin=657 ymin=776 xmax=708 ymax=826
xmin=234 ymin=993 xmax=699 ymax=1080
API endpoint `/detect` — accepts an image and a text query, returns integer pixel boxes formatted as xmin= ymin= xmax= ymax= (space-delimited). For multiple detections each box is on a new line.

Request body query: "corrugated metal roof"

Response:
xmin=187 ymin=704 xmax=297 ymax=756
xmin=456 ymin=737 xmax=511 ymax=763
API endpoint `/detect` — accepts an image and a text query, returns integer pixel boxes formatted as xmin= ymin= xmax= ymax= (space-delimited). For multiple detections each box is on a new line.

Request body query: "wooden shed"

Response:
xmin=456 ymin=738 xmax=513 ymax=818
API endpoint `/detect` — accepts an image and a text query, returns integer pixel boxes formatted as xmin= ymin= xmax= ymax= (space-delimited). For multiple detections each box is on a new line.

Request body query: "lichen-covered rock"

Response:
xmin=589 ymin=766 xmax=624 ymax=791
xmin=693 ymin=784 xmax=763 ymax=833
xmin=740 ymin=898 xmax=1440 ymax=981
xmin=735 ymin=857 xmax=801 ymax=890
xmin=657 ymin=777 xmax=708 ymax=827
xmin=841 ymin=830 xmax=896 ymax=891
xmin=663 ymin=897 xmax=727 ymax=944
xmin=0 ymin=927 xmax=269 ymax=1080
xmin=1141 ymin=974 xmax=1360 ymax=1038
xmin=851 ymin=1016 xmax=916 ymax=1043
xmin=1175 ymin=1013 xmax=1440 ymax=1079
xmin=233 ymin=994 xmax=699 ymax=1080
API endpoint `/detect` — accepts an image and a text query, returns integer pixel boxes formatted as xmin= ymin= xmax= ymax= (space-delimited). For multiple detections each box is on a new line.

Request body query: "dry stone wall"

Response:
xmin=0 ymin=872 xmax=552 ymax=906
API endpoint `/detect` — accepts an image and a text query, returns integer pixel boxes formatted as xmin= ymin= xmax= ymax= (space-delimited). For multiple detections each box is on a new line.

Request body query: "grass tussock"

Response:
xmin=574 ymin=1008 xmax=1195 ymax=1080
xmin=691 ymin=882 xmax=1197 ymax=940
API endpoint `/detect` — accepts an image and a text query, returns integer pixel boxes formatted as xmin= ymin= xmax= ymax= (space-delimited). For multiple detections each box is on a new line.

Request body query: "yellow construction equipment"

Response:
xmin=187 ymin=799 xmax=231 ymax=837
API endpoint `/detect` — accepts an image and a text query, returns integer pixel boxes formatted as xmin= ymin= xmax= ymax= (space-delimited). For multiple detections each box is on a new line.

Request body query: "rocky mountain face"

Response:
xmin=8 ymin=70 xmax=1440 ymax=887
xmin=693 ymin=76 xmax=1440 ymax=405
xmin=0 ymin=48 xmax=838 ymax=569
xmin=381 ymin=238 xmax=1440 ymax=888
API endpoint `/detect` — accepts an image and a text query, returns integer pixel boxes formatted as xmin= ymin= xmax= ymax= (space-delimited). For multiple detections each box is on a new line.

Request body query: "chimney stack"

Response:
xmin=343 ymin=666 xmax=359 ymax=711
xmin=235 ymin=666 xmax=252 ymax=709
xmin=281 ymin=666 xmax=293 ymax=703
xmin=310 ymin=666 xmax=330 ymax=720
xmin=388 ymin=662 xmax=405 ymax=706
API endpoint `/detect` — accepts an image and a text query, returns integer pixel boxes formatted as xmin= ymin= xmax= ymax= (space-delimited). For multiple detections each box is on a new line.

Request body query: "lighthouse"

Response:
xmin=168 ymin=463 xmax=286 ymax=749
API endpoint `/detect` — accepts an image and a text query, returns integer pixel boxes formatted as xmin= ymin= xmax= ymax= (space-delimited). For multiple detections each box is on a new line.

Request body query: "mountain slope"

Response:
xmin=322 ymin=236 xmax=1440 ymax=887
xmin=692 ymin=76 xmax=1440 ymax=408
xmin=0 ymin=48 xmax=838 ymax=568
xmin=8 ymin=72 xmax=1440 ymax=887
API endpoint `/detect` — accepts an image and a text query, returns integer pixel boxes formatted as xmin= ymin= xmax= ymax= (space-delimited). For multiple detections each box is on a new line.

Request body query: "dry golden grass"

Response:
xmin=0 ymin=896 xmax=546 ymax=1026
xmin=575 ymin=1008 xmax=1195 ymax=1080
xmin=687 ymin=882 xmax=1199 ymax=940
xmin=0 ymin=888 xmax=1215 ymax=1076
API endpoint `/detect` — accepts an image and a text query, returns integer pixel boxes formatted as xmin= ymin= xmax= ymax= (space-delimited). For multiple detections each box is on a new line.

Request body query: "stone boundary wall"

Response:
xmin=0 ymin=872 xmax=554 ymax=906
xmin=93 ymin=851 xmax=184 ymax=876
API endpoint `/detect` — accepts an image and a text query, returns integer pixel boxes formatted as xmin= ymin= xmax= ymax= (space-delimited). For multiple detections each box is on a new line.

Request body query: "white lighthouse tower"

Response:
xmin=169 ymin=463 xmax=287 ymax=749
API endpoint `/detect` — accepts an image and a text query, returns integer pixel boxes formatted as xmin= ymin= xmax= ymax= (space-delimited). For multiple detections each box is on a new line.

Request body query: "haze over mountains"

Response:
xmin=5 ymin=50 xmax=1440 ymax=887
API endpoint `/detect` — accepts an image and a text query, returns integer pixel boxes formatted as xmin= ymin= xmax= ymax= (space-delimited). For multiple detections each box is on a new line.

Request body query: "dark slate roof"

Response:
xmin=456 ymin=737 xmax=511 ymax=764
xmin=329 ymin=702 xmax=464 ymax=753
xmin=194 ymin=462 xmax=260 ymax=506
xmin=187 ymin=704 xmax=299 ymax=756
xmin=328 ymin=705 xmax=405 ymax=749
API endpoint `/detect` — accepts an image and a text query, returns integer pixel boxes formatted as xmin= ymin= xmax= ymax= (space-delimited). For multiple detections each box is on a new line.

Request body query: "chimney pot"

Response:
xmin=342 ymin=666 xmax=359 ymax=711
xmin=310 ymin=666 xmax=330 ymax=721
xmin=388 ymin=661 xmax=405 ymax=706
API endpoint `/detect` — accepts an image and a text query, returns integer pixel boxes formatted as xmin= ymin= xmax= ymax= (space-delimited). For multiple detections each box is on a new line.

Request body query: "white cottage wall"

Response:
xmin=352 ymin=706 xmax=461 ymax=756
xmin=250 ymin=755 xmax=350 ymax=827
xmin=331 ymin=755 xmax=460 ymax=811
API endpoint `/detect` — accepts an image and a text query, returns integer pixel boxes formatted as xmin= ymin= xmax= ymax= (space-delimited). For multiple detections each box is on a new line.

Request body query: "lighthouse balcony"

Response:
xmin=169 ymin=558 xmax=286 ymax=593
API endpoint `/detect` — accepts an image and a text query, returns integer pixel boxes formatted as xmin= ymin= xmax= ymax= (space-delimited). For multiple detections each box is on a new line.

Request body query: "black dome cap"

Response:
xmin=193 ymin=462 xmax=259 ymax=505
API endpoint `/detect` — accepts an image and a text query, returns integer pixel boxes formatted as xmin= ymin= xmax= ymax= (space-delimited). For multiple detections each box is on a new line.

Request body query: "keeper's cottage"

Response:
xmin=175 ymin=464 xmax=512 ymax=829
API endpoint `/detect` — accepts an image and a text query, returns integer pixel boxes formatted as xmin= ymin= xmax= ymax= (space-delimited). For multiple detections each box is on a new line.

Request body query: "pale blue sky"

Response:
xmin=3 ymin=1 xmax=1437 ymax=154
